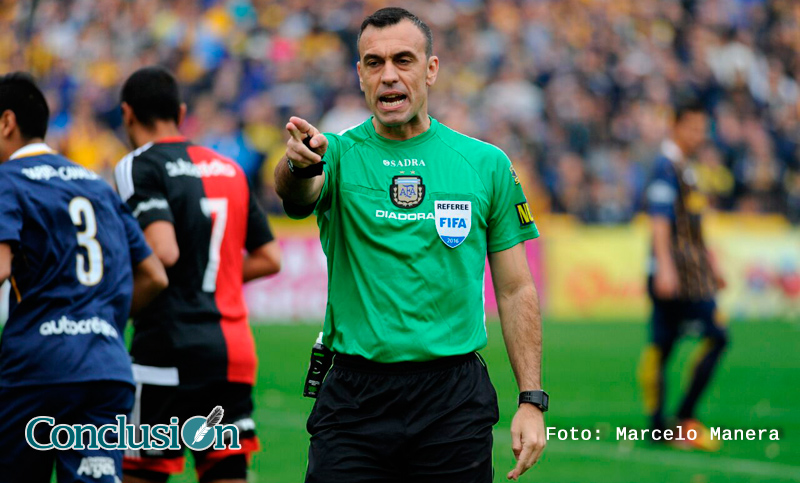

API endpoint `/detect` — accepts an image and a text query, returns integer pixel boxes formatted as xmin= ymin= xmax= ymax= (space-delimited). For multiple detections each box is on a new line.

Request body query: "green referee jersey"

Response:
xmin=293 ymin=116 xmax=539 ymax=362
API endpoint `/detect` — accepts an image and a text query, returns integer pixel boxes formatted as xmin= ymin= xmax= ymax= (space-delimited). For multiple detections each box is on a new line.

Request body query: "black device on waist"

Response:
xmin=303 ymin=333 xmax=334 ymax=398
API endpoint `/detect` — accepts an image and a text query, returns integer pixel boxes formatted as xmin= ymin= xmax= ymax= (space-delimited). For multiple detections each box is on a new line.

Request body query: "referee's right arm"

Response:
xmin=275 ymin=116 xmax=328 ymax=209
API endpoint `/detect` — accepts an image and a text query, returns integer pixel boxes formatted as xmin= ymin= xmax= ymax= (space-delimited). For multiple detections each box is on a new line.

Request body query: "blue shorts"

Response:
xmin=0 ymin=381 xmax=134 ymax=483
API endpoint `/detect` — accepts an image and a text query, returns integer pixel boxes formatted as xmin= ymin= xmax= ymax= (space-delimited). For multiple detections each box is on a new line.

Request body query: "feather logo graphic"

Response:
xmin=192 ymin=406 xmax=224 ymax=445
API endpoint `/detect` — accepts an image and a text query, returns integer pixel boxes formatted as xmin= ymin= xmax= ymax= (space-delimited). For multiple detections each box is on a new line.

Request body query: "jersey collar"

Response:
xmin=9 ymin=142 xmax=56 ymax=160
xmin=367 ymin=116 xmax=439 ymax=147
xmin=155 ymin=136 xmax=187 ymax=144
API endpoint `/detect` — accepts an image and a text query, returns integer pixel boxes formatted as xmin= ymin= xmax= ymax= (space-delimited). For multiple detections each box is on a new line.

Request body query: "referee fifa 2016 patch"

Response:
xmin=515 ymin=202 xmax=534 ymax=226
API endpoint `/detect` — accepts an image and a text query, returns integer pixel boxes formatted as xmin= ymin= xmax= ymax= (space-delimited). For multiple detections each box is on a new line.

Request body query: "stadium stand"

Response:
xmin=1 ymin=0 xmax=798 ymax=223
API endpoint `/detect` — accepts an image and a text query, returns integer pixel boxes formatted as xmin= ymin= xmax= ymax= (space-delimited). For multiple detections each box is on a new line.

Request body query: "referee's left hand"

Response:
xmin=507 ymin=404 xmax=546 ymax=480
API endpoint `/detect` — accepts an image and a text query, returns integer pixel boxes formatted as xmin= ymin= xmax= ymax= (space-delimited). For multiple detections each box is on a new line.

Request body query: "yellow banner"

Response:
xmin=545 ymin=222 xmax=650 ymax=320
xmin=543 ymin=214 xmax=800 ymax=321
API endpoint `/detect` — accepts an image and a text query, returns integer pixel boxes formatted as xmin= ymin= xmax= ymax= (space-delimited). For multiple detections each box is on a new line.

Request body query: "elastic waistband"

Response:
xmin=333 ymin=352 xmax=477 ymax=375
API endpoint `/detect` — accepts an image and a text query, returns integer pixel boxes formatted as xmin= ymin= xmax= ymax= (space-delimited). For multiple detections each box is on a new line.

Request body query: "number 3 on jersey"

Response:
xmin=69 ymin=197 xmax=103 ymax=286
xmin=200 ymin=197 xmax=228 ymax=292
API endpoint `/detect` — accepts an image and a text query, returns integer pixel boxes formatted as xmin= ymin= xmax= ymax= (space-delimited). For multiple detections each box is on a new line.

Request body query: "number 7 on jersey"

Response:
xmin=200 ymin=197 xmax=228 ymax=292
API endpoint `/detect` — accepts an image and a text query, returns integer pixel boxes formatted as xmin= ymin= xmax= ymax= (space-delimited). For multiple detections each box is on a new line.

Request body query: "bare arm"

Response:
xmin=274 ymin=116 xmax=328 ymax=206
xmin=243 ymin=240 xmax=282 ymax=283
xmin=488 ymin=242 xmax=545 ymax=480
xmin=143 ymin=221 xmax=180 ymax=268
xmin=0 ymin=243 xmax=11 ymax=284
xmin=489 ymin=243 xmax=542 ymax=392
xmin=652 ymin=216 xmax=679 ymax=298
xmin=704 ymin=246 xmax=726 ymax=290
xmin=130 ymin=253 xmax=168 ymax=317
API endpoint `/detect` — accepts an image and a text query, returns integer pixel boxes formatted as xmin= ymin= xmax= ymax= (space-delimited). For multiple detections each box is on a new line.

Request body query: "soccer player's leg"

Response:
xmin=190 ymin=383 xmax=259 ymax=483
xmin=403 ymin=355 xmax=498 ymax=483
xmin=0 ymin=385 xmax=57 ymax=482
xmin=55 ymin=381 xmax=134 ymax=483
xmin=123 ymin=375 xmax=186 ymax=482
xmin=674 ymin=300 xmax=728 ymax=451
xmin=638 ymin=294 xmax=681 ymax=434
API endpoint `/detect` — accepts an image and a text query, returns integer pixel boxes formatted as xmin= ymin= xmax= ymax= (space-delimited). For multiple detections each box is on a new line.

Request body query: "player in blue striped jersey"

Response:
xmin=0 ymin=72 xmax=168 ymax=483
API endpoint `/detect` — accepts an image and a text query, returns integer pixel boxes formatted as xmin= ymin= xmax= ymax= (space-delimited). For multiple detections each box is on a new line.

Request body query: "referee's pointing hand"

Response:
xmin=285 ymin=116 xmax=328 ymax=168
xmin=508 ymin=404 xmax=546 ymax=480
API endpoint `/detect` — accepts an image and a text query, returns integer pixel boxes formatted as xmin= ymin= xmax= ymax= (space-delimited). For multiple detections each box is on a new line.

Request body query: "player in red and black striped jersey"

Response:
xmin=114 ymin=67 xmax=281 ymax=483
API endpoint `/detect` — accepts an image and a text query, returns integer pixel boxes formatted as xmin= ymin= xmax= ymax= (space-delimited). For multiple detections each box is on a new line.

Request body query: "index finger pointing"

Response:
xmin=286 ymin=122 xmax=306 ymax=142
xmin=289 ymin=116 xmax=317 ymax=137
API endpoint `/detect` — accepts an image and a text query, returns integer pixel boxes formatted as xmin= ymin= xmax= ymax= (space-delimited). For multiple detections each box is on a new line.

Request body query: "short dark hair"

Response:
xmin=121 ymin=66 xmax=181 ymax=127
xmin=674 ymin=99 xmax=706 ymax=123
xmin=359 ymin=7 xmax=433 ymax=57
xmin=0 ymin=72 xmax=49 ymax=140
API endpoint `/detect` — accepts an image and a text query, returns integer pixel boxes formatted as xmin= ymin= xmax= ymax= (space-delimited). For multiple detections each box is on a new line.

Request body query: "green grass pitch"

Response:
xmin=164 ymin=319 xmax=800 ymax=483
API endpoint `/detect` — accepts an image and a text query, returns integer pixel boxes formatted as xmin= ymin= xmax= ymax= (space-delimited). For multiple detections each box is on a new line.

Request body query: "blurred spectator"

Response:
xmin=733 ymin=118 xmax=786 ymax=213
xmin=695 ymin=143 xmax=735 ymax=209
xmin=2 ymin=0 xmax=799 ymax=223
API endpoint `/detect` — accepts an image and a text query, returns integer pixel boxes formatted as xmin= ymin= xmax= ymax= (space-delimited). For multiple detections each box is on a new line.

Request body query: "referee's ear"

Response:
xmin=177 ymin=103 xmax=187 ymax=128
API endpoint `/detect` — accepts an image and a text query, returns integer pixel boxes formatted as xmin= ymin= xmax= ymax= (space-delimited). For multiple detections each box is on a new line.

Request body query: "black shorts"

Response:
xmin=647 ymin=277 xmax=726 ymax=346
xmin=0 ymin=381 xmax=134 ymax=483
xmin=306 ymin=352 xmax=499 ymax=483
xmin=122 ymin=365 xmax=258 ymax=483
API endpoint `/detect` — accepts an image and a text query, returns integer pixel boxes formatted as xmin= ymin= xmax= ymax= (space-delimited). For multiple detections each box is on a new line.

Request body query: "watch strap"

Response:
xmin=287 ymin=158 xmax=325 ymax=178
xmin=518 ymin=390 xmax=549 ymax=412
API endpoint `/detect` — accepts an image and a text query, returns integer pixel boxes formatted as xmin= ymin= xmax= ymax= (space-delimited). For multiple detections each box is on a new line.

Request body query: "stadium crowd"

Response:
xmin=2 ymin=0 xmax=799 ymax=223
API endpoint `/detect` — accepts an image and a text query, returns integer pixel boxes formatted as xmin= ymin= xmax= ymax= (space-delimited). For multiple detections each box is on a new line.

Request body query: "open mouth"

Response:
xmin=379 ymin=93 xmax=407 ymax=108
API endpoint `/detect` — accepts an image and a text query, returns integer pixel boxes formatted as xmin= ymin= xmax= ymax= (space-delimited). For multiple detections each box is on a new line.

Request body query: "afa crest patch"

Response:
xmin=390 ymin=175 xmax=425 ymax=208
xmin=510 ymin=165 xmax=520 ymax=185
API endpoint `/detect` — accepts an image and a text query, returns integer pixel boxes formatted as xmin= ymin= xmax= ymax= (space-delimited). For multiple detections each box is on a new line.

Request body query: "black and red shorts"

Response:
xmin=122 ymin=364 xmax=259 ymax=483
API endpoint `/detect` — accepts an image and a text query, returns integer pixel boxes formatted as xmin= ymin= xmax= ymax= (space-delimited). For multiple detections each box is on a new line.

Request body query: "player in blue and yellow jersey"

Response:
xmin=639 ymin=101 xmax=728 ymax=451
xmin=0 ymin=72 xmax=168 ymax=483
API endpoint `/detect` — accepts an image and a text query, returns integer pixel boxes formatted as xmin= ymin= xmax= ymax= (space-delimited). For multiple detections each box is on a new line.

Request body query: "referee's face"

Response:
xmin=358 ymin=20 xmax=438 ymax=130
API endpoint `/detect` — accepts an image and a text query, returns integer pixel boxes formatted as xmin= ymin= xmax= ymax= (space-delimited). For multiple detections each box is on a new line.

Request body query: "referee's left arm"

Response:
xmin=489 ymin=243 xmax=546 ymax=480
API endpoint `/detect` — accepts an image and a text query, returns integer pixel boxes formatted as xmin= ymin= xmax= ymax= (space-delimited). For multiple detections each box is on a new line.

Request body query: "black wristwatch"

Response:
xmin=518 ymin=390 xmax=549 ymax=412
xmin=287 ymin=158 xmax=325 ymax=178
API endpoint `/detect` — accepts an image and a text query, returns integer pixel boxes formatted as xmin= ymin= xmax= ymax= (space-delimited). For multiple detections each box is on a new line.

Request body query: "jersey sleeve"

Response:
xmin=245 ymin=187 xmax=274 ymax=251
xmin=117 ymin=199 xmax=152 ymax=265
xmin=646 ymin=158 xmax=678 ymax=221
xmin=487 ymin=153 xmax=540 ymax=253
xmin=115 ymin=154 xmax=174 ymax=229
xmin=0 ymin=176 xmax=22 ymax=247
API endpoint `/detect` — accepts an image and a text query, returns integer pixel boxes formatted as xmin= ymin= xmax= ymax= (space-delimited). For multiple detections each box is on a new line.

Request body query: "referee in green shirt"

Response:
xmin=275 ymin=8 xmax=547 ymax=482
